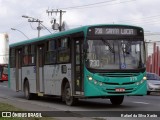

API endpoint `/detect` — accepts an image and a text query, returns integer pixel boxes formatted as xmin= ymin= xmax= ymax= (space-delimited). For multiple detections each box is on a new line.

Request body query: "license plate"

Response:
xmin=115 ymin=88 xmax=125 ymax=92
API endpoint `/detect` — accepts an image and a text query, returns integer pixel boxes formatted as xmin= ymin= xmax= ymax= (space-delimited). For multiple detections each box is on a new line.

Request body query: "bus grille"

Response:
xmin=104 ymin=82 xmax=135 ymax=85
xmin=99 ymin=73 xmax=140 ymax=77
xmin=107 ymin=91 xmax=132 ymax=94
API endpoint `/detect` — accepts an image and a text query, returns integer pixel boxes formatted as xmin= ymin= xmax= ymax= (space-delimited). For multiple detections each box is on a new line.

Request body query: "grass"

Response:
xmin=0 ymin=102 xmax=23 ymax=111
xmin=0 ymin=102 xmax=55 ymax=120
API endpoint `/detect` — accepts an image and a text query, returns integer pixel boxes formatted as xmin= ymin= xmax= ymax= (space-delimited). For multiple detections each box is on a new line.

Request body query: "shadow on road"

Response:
xmin=15 ymin=95 xmax=133 ymax=110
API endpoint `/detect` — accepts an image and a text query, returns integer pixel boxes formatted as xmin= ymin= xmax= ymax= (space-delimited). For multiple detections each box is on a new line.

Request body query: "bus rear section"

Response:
xmin=0 ymin=65 xmax=8 ymax=82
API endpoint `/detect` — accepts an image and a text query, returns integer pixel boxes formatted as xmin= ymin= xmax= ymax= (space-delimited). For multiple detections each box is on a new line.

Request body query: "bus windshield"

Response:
xmin=86 ymin=39 xmax=145 ymax=70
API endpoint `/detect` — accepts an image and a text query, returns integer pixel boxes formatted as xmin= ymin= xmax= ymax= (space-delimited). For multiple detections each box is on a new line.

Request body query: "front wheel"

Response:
xmin=64 ymin=82 xmax=78 ymax=106
xmin=110 ymin=96 xmax=124 ymax=105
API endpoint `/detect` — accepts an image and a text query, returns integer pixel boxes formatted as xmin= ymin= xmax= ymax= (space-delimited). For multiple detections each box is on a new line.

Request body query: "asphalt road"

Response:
xmin=0 ymin=81 xmax=160 ymax=120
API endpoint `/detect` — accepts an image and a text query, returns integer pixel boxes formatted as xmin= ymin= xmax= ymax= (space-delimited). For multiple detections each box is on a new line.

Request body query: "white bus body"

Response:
xmin=10 ymin=64 xmax=72 ymax=95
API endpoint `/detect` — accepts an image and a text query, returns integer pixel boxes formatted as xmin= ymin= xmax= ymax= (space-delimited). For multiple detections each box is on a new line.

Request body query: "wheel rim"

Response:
xmin=65 ymin=88 xmax=71 ymax=102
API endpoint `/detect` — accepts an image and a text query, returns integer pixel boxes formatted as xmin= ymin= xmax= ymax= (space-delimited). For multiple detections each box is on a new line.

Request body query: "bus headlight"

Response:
xmin=87 ymin=76 xmax=103 ymax=86
xmin=94 ymin=80 xmax=97 ymax=84
xmin=99 ymin=82 xmax=103 ymax=86
xmin=136 ymin=79 xmax=145 ymax=85
xmin=88 ymin=76 xmax=93 ymax=81
xmin=143 ymin=76 xmax=147 ymax=80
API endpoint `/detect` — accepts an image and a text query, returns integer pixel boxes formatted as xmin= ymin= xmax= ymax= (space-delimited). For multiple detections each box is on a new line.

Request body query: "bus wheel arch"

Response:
xmin=61 ymin=78 xmax=77 ymax=106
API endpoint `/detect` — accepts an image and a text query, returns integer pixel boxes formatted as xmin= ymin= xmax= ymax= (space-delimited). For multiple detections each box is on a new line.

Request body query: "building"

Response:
xmin=0 ymin=33 xmax=9 ymax=65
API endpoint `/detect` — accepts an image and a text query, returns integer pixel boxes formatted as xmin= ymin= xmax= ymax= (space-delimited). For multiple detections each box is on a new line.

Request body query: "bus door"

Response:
xmin=16 ymin=49 xmax=22 ymax=91
xmin=36 ymin=45 xmax=44 ymax=93
xmin=72 ymin=38 xmax=84 ymax=95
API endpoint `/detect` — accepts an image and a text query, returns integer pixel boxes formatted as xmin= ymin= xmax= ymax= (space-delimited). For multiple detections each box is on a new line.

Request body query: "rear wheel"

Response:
xmin=64 ymin=82 xmax=77 ymax=106
xmin=110 ymin=96 xmax=124 ymax=105
xmin=24 ymin=81 xmax=34 ymax=100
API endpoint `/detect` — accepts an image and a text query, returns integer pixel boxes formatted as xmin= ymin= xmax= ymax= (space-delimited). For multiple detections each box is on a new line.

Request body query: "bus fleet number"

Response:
xmin=90 ymin=60 xmax=100 ymax=67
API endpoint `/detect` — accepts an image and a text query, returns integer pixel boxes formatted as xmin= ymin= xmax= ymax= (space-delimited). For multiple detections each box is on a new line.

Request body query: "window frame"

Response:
xmin=22 ymin=44 xmax=36 ymax=66
xmin=57 ymin=37 xmax=71 ymax=63
xmin=10 ymin=48 xmax=16 ymax=68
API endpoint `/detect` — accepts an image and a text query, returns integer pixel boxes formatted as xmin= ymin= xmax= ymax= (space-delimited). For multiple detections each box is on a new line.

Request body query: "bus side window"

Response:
xmin=57 ymin=37 xmax=70 ymax=63
xmin=76 ymin=41 xmax=80 ymax=64
xmin=10 ymin=48 xmax=16 ymax=68
xmin=22 ymin=45 xmax=35 ymax=66
xmin=45 ymin=40 xmax=56 ymax=64
xmin=23 ymin=46 xmax=29 ymax=65
xmin=30 ymin=45 xmax=35 ymax=65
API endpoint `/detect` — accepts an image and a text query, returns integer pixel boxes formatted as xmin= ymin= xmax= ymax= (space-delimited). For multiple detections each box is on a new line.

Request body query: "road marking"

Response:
xmin=0 ymin=85 xmax=7 ymax=87
xmin=133 ymin=101 xmax=149 ymax=104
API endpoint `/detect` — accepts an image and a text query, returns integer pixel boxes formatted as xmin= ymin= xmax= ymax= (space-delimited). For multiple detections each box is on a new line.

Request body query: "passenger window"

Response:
xmin=10 ymin=48 xmax=16 ymax=68
xmin=45 ymin=40 xmax=56 ymax=64
xmin=57 ymin=37 xmax=70 ymax=63
xmin=23 ymin=45 xmax=35 ymax=66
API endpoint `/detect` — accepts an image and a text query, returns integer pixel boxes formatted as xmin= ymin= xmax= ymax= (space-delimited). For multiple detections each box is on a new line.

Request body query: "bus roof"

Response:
xmin=10 ymin=24 xmax=143 ymax=48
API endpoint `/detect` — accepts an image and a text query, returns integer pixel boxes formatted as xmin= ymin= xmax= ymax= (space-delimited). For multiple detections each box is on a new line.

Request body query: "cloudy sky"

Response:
xmin=0 ymin=0 xmax=160 ymax=43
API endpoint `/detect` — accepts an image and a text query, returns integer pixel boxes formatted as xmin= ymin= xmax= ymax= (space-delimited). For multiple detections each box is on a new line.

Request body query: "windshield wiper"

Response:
xmin=101 ymin=38 xmax=115 ymax=53
xmin=121 ymin=41 xmax=131 ymax=54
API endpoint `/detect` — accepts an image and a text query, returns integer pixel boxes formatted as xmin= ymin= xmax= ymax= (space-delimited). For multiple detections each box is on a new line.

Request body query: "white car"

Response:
xmin=146 ymin=72 xmax=160 ymax=95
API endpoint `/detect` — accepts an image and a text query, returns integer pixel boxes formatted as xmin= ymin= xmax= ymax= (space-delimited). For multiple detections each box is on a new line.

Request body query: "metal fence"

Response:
xmin=146 ymin=41 xmax=160 ymax=75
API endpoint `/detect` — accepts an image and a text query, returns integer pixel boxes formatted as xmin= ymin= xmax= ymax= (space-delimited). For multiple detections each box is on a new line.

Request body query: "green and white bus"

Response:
xmin=9 ymin=24 xmax=147 ymax=106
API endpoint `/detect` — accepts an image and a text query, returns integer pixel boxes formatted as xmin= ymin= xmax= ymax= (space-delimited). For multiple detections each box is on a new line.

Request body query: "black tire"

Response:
xmin=64 ymin=82 xmax=77 ymax=106
xmin=147 ymin=91 xmax=150 ymax=95
xmin=110 ymin=96 xmax=124 ymax=105
xmin=24 ymin=81 xmax=34 ymax=100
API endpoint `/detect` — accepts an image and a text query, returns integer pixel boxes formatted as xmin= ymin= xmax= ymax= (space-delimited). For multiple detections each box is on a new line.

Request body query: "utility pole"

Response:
xmin=22 ymin=15 xmax=43 ymax=37
xmin=46 ymin=9 xmax=66 ymax=31
xmin=28 ymin=19 xmax=43 ymax=38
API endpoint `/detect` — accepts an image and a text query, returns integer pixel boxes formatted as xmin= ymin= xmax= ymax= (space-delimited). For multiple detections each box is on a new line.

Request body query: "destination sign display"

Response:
xmin=92 ymin=28 xmax=137 ymax=36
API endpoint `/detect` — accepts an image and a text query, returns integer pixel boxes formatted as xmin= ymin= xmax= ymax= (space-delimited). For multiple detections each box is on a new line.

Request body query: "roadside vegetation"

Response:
xmin=0 ymin=102 xmax=55 ymax=120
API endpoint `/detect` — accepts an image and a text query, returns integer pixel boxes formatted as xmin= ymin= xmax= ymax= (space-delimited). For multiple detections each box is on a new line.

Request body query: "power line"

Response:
xmin=130 ymin=19 xmax=160 ymax=26
xmin=130 ymin=20 xmax=160 ymax=26
xmin=39 ymin=22 xmax=52 ymax=34
xmin=114 ymin=14 xmax=160 ymax=27
xmin=59 ymin=0 xmax=136 ymax=10
xmin=60 ymin=0 xmax=117 ymax=9
xmin=118 ymin=14 xmax=160 ymax=23
xmin=116 ymin=12 xmax=160 ymax=23
xmin=145 ymin=33 xmax=160 ymax=36
xmin=8 ymin=0 xmax=136 ymax=33
xmin=29 ymin=23 xmax=37 ymax=30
